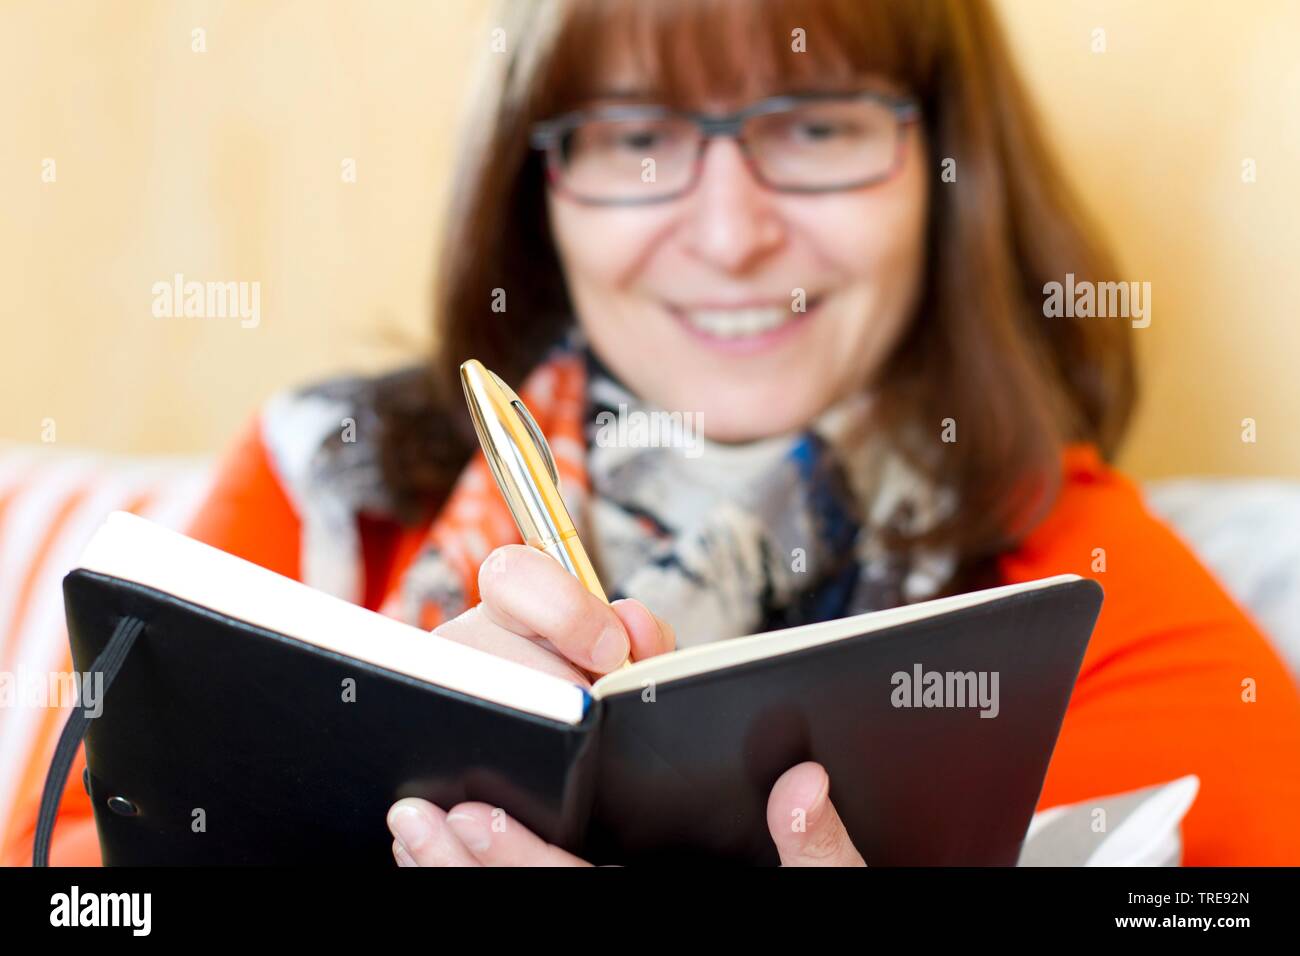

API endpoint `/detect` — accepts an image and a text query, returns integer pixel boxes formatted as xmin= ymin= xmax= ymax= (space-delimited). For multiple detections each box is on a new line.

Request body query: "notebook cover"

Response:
xmin=63 ymin=569 xmax=601 ymax=865
xmin=63 ymin=568 xmax=1100 ymax=866
xmin=583 ymin=578 xmax=1102 ymax=865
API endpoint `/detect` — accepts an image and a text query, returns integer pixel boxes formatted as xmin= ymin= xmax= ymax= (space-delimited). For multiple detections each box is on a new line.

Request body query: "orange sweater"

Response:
xmin=9 ymin=416 xmax=1300 ymax=866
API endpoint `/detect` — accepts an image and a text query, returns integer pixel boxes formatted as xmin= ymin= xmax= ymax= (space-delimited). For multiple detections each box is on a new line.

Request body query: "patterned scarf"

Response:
xmin=374 ymin=333 xmax=958 ymax=647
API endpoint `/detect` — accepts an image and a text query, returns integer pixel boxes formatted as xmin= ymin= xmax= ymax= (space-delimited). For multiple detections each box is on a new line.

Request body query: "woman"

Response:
xmin=22 ymin=0 xmax=1300 ymax=866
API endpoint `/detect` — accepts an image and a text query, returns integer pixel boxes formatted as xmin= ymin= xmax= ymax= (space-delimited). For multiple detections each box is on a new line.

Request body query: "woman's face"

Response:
xmin=546 ymin=69 xmax=930 ymax=443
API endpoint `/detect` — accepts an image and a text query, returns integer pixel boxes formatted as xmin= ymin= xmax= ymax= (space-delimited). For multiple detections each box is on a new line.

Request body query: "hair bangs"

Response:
xmin=537 ymin=0 xmax=941 ymax=116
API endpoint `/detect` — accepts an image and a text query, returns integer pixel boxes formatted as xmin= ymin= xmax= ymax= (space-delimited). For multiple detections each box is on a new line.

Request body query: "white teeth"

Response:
xmin=681 ymin=306 xmax=793 ymax=339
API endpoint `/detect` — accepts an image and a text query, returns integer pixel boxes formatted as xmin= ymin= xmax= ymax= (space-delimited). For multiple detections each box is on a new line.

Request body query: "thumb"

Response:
xmin=766 ymin=762 xmax=866 ymax=867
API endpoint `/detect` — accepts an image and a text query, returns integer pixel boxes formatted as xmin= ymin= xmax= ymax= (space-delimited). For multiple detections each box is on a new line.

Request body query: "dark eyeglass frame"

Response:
xmin=529 ymin=89 xmax=921 ymax=206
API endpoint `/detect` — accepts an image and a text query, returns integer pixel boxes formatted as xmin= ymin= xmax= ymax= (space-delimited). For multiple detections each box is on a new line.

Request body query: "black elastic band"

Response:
xmin=33 ymin=615 xmax=144 ymax=867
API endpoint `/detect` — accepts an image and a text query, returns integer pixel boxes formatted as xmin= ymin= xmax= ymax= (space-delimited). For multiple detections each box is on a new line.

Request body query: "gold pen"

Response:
xmin=460 ymin=359 xmax=631 ymax=670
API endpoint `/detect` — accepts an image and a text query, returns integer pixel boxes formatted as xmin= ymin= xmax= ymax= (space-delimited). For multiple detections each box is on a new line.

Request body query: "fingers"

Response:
xmin=611 ymin=598 xmax=676 ymax=660
xmin=393 ymin=767 xmax=863 ymax=867
xmin=388 ymin=798 xmax=591 ymax=867
xmin=766 ymin=762 xmax=866 ymax=867
xmin=387 ymin=798 xmax=481 ymax=867
xmin=442 ymin=803 xmax=592 ymax=867
xmin=477 ymin=544 xmax=631 ymax=674
xmin=434 ymin=605 xmax=592 ymax=685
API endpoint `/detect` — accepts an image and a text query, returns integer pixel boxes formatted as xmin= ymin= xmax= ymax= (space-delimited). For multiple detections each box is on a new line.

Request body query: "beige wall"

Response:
xmin=996 ymin=0 xmax=1300 ymax=478
xmin=3 ymin=0 xmax=1297 ymax=478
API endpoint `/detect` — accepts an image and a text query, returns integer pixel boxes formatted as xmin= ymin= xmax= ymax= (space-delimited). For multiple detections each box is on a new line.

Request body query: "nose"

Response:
xmin=679 ymin=137 xmax=785 ymax=274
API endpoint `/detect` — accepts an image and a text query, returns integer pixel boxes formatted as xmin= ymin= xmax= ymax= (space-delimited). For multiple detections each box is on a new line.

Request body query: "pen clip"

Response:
xmin=489 ymin=371 xmax=560 ymax=490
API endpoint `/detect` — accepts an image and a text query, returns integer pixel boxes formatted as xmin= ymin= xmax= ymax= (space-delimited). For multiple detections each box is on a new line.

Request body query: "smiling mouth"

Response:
xmin=666 ymin=297 xmax=824 ymax=341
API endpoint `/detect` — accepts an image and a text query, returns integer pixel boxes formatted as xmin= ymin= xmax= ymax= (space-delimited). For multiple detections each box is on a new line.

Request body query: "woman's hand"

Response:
xmin=404 ymin=547 xmax=864 ymax=865
xmin=433 ymin=543 xmax=676 ymax=685
xmin=387 ymin=761 xmax=866 ymax=867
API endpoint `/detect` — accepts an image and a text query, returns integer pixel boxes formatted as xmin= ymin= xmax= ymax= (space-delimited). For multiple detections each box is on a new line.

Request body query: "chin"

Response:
xmin=686 ymin=388 xmax=824 ymax=444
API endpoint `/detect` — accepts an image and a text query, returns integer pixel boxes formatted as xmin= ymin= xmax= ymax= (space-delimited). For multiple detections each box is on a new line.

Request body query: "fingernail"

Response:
xmin=591 ymin=624 xmax=630 ymax=671
xmin=445 ymin=812 xmax=491 ymax=853
xmin=811 ymin=773 xmax=830 ymax=811
xmin=388 ymin=804 xmax=432 ymax=854
xmin=393 ymin=841 xmax=417 ymax=867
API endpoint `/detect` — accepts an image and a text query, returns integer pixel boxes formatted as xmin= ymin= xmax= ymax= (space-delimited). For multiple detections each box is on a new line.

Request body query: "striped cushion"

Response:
xmin=0 ymin=444 xmax=212 ymax=862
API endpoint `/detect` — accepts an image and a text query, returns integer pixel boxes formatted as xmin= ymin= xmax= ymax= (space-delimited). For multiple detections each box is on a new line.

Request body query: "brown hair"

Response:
xmin=374 ymin=0 xmax=1135 ymax=592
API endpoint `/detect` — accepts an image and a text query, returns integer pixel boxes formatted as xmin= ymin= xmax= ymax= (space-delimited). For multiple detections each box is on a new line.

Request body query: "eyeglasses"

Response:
xmin=530 ymin=90 xmax=920 ymax=206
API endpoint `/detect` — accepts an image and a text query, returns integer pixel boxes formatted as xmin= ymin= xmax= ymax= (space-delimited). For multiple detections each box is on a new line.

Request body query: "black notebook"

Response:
xmin=60 ymin=511 xmax=1102 ymax=866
